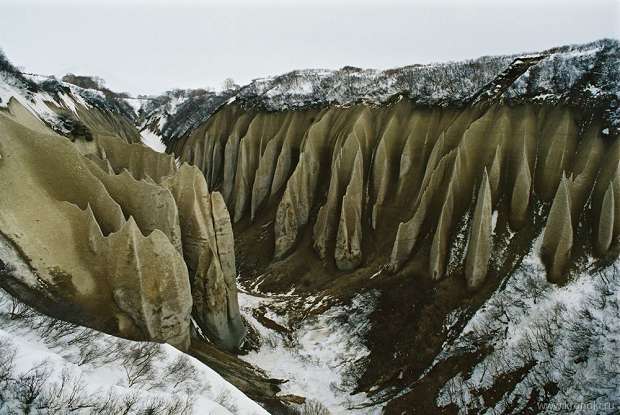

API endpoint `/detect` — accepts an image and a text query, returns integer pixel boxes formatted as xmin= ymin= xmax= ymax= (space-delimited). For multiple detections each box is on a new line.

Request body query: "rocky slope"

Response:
xmin=154 ymin=39 xmax=620 ymax=413
xmin=1 ymin=39 xmax=619 ymax=414
xmin=0 ymin=62 xmax=245 ymax=353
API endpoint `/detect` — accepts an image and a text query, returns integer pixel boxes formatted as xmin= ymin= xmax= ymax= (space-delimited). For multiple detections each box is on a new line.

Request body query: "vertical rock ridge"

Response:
xmin=390 ymin=149 xmax=458 ymax=270
xmin=335 ymin=144 xmax=365 ymax=270
xmin=510 ymin=144 xmax=533 ymax=230
xmin=465 ymin=169 xmax=493 ymax=290
xmin=535 ymin=110 xmax=577 ymax=201
xmin=541 ymin=174 xmax=574 ymax=282
xmin=597 ymin=180 xmax=615 ymax=254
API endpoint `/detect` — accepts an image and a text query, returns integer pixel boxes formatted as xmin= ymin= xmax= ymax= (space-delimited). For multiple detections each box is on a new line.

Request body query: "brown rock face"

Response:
xmin=465 ymin=169 xmax=493 ymax=290
xmin=164 ymin=164 xmax=246 ymax=350
xmin=541 ymin=174 xmax=574 ymax=283
xmin=0 ymin=101 xmax=245 ymax=351
xmin=171 ymin=99 xmax=617 ymax=286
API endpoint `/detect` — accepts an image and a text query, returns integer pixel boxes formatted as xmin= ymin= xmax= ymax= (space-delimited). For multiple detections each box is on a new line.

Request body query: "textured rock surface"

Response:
xmin=541 ymin=174 xmax=574 ymax=283
xmin=0 ymin=99 xmax=245 ymax=351
xmin=465 ymin=169 xmax=493 ymax=290
xmin=173 ymin=97 xmax=618 ymax=285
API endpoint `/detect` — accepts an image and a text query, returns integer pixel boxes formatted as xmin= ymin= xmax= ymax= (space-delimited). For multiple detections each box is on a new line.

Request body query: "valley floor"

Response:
xmin=238 ymin=287 xmax=384 ymax=414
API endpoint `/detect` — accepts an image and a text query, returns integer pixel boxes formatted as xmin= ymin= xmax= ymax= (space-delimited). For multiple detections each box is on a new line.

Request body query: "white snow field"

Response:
xmin=140 ymin=128 xmax=167 ymax=153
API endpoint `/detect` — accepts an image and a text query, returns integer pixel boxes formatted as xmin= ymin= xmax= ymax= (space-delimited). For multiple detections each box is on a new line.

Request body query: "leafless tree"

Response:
xmin=214 ymin=389 xmax=238 ymax=414
xmin=12 ymin=360 xmax=52 ymax=413
xmin=121 ymin=343 xmax=163 ymax=388
xmin=300 ymin=400 xmax=331 ymax=415
xmin=161 ymin=355 xmax=199 ymax=390
xmin=222 ymin=78 xmax=239 ymax=92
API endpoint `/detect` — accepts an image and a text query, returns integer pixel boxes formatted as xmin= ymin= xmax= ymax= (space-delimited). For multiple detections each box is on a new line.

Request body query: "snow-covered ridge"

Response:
xmin=0 ymin=59 xmax=135 ymax=137
xmin=138 ymin=87 xmax=237 ymax=147
xmin=0 ymin=287 xmax=269 ymax=415
xmin=238 ymin=39 xmax=618 ymax=111
xmin=146 ymin=39 xmax=619 ymax=146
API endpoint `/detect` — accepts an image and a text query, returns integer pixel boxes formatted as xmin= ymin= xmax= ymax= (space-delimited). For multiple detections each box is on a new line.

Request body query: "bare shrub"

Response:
xmin=121 ymin=343 xmax=163 ymax=388
xmin=35 ymin=315 xmax=78 ymax=344
xmin=161 ymin=355 xmax=199 ymax=391
xmin=214 ymin=389 xmax=238 ymax=414
xmin=8 ymin=296 xmax=36 ymax=321
xmin=0 ymin=338 xmax=16 ymax=405
xmin=141 ymin=395 xmax=193 ymax=415
xmin=12 ymin=360 xmax=52 ymax=413
xmin=95 ymin=390 xmax=139 ymax=415
xmin=37 ymin=368 xmax=95 ymax=412
xmin=300 ymin=399 xmax=331 ymax=415
xmin=64 ymin=328 xmax=107 ymax=366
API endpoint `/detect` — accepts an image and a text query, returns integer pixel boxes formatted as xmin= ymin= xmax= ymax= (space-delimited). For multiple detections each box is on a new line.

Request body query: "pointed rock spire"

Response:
xmin=465 ymin=169 xmax=493 ymax=290
xmin=541 ymin=173 xmax=573 ymax=283
xmin=510 ymin=144 xmax=532 ymax=230
xmin=597 ymin=180 xmax=615 ymax=254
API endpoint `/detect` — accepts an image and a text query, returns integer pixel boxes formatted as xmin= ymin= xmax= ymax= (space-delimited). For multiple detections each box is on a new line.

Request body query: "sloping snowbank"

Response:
xmin=144 ymin=39 xmax=619 ymax=146
xmin=434 ymin=247 xmax=620 ymax=414
xmin=0 ymin=66 xmax=134 ymax=136
xmin=140 ymin=129 xmax=167 ymax=153
xmin=0 ymin=288 xmax=269 ymax=415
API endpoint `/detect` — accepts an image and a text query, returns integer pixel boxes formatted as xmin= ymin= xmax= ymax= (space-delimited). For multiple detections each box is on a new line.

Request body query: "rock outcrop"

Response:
xmin=163 ymin=164 xmax=246 ymax=350
xmin=0 ymin=99 xmax=245 ymax=351
xmin=465 ymin=169 xmax=493 ymax=290
xmin=170 ymin=98 xmax=618 ymax=286
xmin=541 ymin=174 xmax=574 ymax=283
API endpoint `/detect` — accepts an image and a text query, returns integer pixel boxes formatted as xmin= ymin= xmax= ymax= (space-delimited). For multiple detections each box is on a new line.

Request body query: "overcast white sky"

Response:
xmin=0 ymin=0 xmax=618 ymax=95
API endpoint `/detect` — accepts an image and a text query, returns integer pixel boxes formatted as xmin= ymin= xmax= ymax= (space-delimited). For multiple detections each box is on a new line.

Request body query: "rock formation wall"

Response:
xmin=171 ymin=99 xmax=619 ymax=285
xmin=0 ymin=100 xmax=245 ymax=351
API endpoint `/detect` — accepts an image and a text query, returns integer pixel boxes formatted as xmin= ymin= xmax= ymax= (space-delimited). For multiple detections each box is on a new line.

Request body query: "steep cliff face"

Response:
xmin=2 ymin=39 xmax=618 ymax=413
xmin=170 ymin=100 xmax=618 ymax=283
xmin=0 ymin=75 xmax=245 ymax=352
xmin=160 ymin=39 xmax=619 ymax=412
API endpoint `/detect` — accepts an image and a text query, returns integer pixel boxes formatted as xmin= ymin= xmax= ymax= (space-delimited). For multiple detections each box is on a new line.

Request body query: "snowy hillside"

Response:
xmin=0 ymin=70 xmax=91 ymax=135
xmin=434 ymin=251 xmax=620 ymax=414
xmin=0 ymin=287 xmax=269 ymax=415
xmin=138 ymin=88 xmax=236 ymax=148
xmin=0 ymin=59 xmax=134 ymax=138
xmin=143 ymin=39 xmax=619 ymax=147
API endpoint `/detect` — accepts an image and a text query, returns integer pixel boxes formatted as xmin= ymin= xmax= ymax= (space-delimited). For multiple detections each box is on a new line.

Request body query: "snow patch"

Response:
xmin=140 ymin=129 xmax=167 ymax=153
xmin=238 ymin=290 xmax=383 ymax=414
